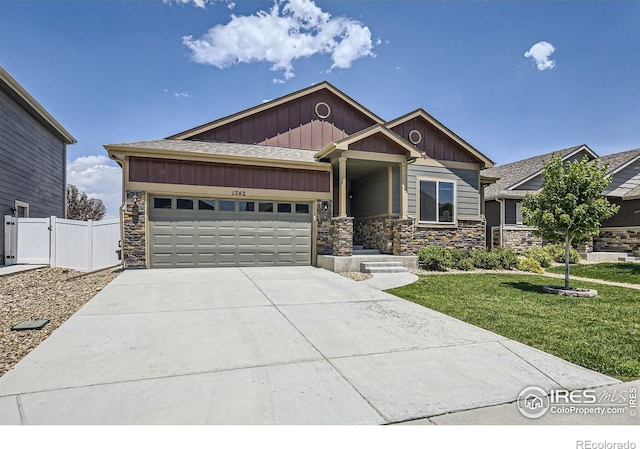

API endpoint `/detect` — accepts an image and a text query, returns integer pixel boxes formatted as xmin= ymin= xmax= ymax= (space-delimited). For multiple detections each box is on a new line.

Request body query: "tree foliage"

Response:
xmin=66 ymin=184 xmax=106 ymax=221
xmin=522 ymin=154 xmax=619 ymax=288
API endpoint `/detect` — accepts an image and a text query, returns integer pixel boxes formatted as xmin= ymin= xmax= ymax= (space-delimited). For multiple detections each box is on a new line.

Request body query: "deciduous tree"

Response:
xmin=522 ymin=155 xmax=619 ymax=289
xmin=66 ymin=184 xmax=106 ymax=221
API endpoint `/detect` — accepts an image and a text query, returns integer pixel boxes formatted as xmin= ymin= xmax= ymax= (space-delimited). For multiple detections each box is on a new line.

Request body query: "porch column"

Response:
xmin=400 ymin=161 xmax=408 ymax=219
xmin=338 ymin=156 xmax=347 ymax=217
xmin=387 ymin=166 xmax=393 ymax=215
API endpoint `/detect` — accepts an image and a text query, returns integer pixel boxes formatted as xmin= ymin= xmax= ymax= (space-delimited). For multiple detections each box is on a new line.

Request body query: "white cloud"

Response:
xmin=272 ymin=78 xmax=285 ymax=84
xmin=164 ymin=88 xmax=189 ymax=97
xmin=524 ymin=41 xmax=556 ymax=71
xmin=163 ymin=0 xmax=221 ymax=8
xmin=182 ymin=0 xmax=375 ymax=80
xmin=67 ymin=155 xmax=122 ymax=219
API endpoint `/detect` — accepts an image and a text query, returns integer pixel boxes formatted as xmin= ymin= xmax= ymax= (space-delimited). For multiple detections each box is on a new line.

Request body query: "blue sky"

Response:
xmin=1 ymin=0 xmax=638 ymax=217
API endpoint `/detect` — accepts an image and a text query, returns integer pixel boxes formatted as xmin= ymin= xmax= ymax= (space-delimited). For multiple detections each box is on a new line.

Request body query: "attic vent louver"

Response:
xmin=315 ymin=102 xmax=331 ymax=119
xmin=408 ymin=129 xmax=422 ymax=145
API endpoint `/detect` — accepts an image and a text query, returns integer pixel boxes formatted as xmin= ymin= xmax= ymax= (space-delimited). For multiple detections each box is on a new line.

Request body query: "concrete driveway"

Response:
xmin=0 ymin=267 xmax=622 ymax=424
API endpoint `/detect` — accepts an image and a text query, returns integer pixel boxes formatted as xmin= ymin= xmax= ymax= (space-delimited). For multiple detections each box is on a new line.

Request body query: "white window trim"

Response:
xmin=515 ymin=201 xmax=523 ymax=225
xmin=416 ymin=177 xmax=457 ymax=225
xmin=14 ymin=200 xmax=29 ymax=218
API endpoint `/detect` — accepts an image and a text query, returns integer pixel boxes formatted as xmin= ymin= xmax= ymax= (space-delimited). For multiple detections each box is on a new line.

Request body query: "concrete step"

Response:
xmin=360 ymin=261 xmax=409 ymax=274
xmin=353 ymin=249 xmax=381 ymax=255
xmin=353 ymin=245 xmax=364 ymax=251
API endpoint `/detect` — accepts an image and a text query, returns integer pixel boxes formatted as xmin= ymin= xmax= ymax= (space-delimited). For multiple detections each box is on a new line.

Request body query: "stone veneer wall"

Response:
xmin=411 ymin=218 xmax=485 ymax=253
xmin=500 ymin=227 xmax=543 ymax=254
xmin=123 ymin=190 xmax=146 ymax=269
xmin=331 ymin=217 xmax=353 ymax=256
xmin=354 ymin=217 xmax=394 ymax=254
xmin=315 ymin=200 xmax=333 ymax=256
xmin=593 ymin=227 xmax=640 ymax=256
xmin=392 ymin=219 xmax=414 ymax=256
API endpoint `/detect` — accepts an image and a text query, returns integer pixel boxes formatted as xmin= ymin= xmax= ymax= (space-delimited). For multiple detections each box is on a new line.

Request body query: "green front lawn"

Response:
xmin=388 ymin=274 xmax=640 ymax=381
xmin=546 ymin=262 xmax=640 ymax=285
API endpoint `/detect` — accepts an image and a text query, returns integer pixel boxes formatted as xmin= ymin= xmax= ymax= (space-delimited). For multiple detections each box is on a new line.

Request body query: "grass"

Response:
xmin=388 ymin=273 xmax=640 ymax=381
xmin=546 ymin=262 xmax=640 ymax=285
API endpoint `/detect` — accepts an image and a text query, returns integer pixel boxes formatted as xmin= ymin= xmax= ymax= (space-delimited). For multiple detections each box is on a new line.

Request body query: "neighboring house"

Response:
xmin=482 ymin=145 xmax=640 ymax=257
xmin=0 ymin=65 xmax=76 ymax=265
xmin=593 ymin=148 xmax=640 ymax=256
xmin=105 ymin=81 xmax=495 ymax=269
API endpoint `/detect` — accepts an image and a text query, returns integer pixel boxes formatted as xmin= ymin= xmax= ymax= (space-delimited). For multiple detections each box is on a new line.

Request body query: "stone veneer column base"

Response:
xmin=123 ymin=191 xmax=146 ymax=269
xmin=315 ymin=200 xmax=333 ymax=256
xmin=594 ymin=227 xmax=640 ymax=256
xmin=411 ymin=218 xmax=486 ymax=253
xmin=331 ymin=217 xmax=353 ymax=256
xmin=500 ymin=227 xmax=543 ymax=254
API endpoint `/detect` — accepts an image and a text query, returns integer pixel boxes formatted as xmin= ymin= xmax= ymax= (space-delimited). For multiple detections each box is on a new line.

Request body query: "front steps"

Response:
xmin=353 ymin=245 xmax=382 ymax=256
xmin=360 ymin=261 xmax=409 ymax=274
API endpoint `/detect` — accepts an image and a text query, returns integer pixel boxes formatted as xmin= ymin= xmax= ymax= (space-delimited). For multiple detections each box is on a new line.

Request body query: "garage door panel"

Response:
xmin=149 ymin=197 xmax=311 ymax=268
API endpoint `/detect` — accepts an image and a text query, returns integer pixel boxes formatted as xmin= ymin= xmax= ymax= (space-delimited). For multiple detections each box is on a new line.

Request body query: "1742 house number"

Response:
xmin=231 ymin=190 xmax=246 ymax=196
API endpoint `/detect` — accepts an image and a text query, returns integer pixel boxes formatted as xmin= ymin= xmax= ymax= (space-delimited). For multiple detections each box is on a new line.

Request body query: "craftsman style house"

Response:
xmin=483 ymin=145 xmax=640 ymax=257
xmin=106 ymin=82 xmax=495 ymax=269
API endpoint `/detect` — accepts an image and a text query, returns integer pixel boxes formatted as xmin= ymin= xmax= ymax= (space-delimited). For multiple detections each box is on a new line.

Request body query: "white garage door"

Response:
xmin=149 ymin=197 xmax=312 ymax=268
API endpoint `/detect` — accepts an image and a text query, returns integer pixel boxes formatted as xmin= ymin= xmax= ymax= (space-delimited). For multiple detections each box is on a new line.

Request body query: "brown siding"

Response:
xmin=189 ymin=89 xmax=377 ymax=150
xmin=129 ymin=157 xmax=330 ymax=193
xmin=391 ymin=117 xmax=478 ymax=163
xmin=348 ymin=133 xmax=407 ymax=155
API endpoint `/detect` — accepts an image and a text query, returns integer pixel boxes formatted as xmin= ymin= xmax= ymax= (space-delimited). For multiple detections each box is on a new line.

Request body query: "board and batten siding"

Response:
xmin=407 ymin=165 xmax=480 ymax=218
xmin=0 ymin=88 xmax=67 ymax=262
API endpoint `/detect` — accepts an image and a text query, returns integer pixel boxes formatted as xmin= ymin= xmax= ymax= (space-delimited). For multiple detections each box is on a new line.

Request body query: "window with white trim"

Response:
xmin=515 ymin=201 xmax=523 ymax=225
xmin=418 ymin=180 xmax=455 ymax=223
xmin=14 ymin=200 xmax=29 ymax=218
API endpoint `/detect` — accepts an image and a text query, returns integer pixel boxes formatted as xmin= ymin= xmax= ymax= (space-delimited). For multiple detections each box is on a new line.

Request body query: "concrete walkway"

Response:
xmin=0 ymin=265 xmax=47 ymax=277
xmin=0 ymin=266 xmax=631 ymax=425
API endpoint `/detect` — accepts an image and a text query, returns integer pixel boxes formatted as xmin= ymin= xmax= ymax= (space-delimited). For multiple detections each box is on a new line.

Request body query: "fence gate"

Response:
xmin=3 ymin=215 xmax=120 ymax=271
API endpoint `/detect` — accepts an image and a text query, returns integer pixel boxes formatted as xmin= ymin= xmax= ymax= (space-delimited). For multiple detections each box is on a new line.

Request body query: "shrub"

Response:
xmin=544 ymin=244 xmax=581 ymax=264
xmin=470 ymin=249 xmax=500 ymax=270
xmin=517 ymin=257 xmax=544 ymax=274
xmin=523 ymin=246 xmax=553 ymax=268
xmin=449 ymin=248 xmax=475 ymax=271
xmin=418 ymin=246 xmax=451 ymax=271
xmin=493 ymin=248 xmax=518 ymax=270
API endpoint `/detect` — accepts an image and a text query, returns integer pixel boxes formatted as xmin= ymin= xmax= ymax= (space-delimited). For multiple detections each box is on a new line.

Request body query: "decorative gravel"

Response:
xmin=0 ymin=266 xmax=121 ymax=377
xmin=338 ymin=271 xmax=373 ymax=281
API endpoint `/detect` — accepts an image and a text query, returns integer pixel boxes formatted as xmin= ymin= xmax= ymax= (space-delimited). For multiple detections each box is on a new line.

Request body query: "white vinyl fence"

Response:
xmin=4 ymin=216 xmax=120 ymax=271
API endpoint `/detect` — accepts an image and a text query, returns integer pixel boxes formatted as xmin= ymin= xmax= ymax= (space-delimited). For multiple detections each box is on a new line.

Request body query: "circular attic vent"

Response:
xmin=315 ymin=102 xmax=331 ymax=119
xmin=408 ymin=129 xmax=422 ymax=145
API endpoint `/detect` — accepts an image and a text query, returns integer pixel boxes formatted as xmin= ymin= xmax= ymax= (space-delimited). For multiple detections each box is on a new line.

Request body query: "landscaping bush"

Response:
xmin=418 ymin=246 xmax=451 ymax=271
xmin=470 ymin=249 xmax=500 ymax=270
xmin=492 ymin=248 xmax=518 ymax=270
xmin=544 ymin=243 xmax=581 ymax=264
xmin=517 ymin=257 xmax=544 ymax=274
xmin=523 ymin=246 xmax=553 ymax=268
xmin=449 ymin=248 xmax=475 ymax=271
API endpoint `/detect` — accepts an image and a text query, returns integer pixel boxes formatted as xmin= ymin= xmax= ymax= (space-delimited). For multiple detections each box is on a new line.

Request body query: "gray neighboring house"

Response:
xmin=1 ymin=65 xmax=76 ymax=265
xmin=482 ymin=144 xmax=640 ymax=258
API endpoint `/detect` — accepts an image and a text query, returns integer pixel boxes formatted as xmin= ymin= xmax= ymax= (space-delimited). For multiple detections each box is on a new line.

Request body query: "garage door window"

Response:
xmin=154 ymin=198 xmax=172 ymax=209
xmin=198 ymin=199 xmax=215 ymax=210
xmin=239 ymin=201 xmax=255 ymax=212
xmin=295 ymin=203 xmax=310 ymax=214
xmin=278 ymin=203 xmax=292 ymax=213
xmin=219 ymin=200 xmax=235 ymax=211
xmin=177 ymin=199 xmax=194 ymax=210
xmin=259 ymin=202 xmax=274 ymax=212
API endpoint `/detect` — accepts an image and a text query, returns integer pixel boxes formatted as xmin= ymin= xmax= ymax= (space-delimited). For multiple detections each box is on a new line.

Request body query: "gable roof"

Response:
xmin=315 ymin=124 xmax=423 ymax=160
xmin=385 ymin=109 xmax=494 ymax=168
xmin=597 ymin=148 xmax=640 ymax=174
xmin=0 ymin=65 xmax=76 ymax=145
xmin=482 ymin=144 xmax=596 ymax=200
xmin=167 ymin=81 xmax=384 ymax=140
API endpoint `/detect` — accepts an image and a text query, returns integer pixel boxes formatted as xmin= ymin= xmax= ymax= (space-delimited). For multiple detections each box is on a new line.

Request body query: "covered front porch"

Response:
xmin=315 ymin=125 xmax=421 ymax=264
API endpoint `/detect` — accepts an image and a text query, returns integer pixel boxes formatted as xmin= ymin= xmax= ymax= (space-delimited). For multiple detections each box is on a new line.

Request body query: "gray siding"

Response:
xmin=603 ymin=164 xmax=640 ymax=196
xmin=0 ymin=88 xmax=67 ymax=261
xmin=600 ymin=199 xmax=640 ymax=227
xmin=408 ymin=165 xmax=479 ymax=218
xmin=351 ymin=168 xmax=388 ymax=217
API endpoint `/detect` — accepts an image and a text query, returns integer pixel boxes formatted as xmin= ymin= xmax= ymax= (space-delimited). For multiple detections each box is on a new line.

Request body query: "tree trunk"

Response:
xmin=565 ymin=235 xmax=571 ymax=290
